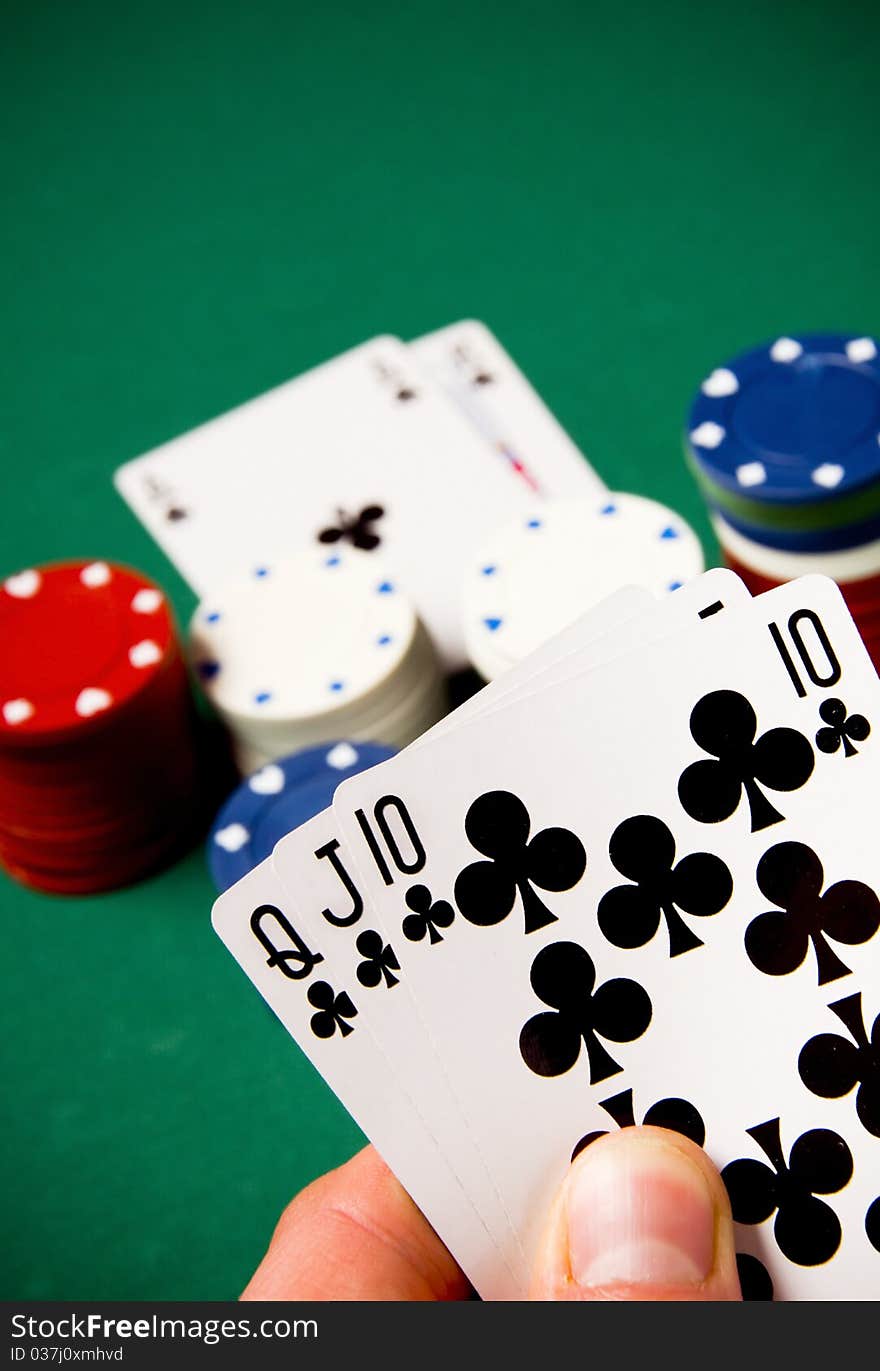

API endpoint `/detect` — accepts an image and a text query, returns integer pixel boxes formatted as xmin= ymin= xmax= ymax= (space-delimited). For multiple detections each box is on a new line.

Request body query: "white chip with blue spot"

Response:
xmin=189 ymin=547 xmax=421 ymax=729
xmin=461 ymin=494 xmax=704 ymax=680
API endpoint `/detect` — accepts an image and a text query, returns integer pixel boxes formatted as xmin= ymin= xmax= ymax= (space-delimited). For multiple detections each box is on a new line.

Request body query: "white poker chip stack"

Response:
xmin=461 ymin=494 xmax=705 ymax=681
xmin=189 ymin=547 xmax=447 ymax=770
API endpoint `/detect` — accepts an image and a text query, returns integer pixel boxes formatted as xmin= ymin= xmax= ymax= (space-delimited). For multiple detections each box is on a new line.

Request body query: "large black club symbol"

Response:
xmin=454 ymin=791 xmax=587 ymax=936
xmin=678 ymin=690 xmax=814 ymax=832
xmin=815 ymin=697 xmax=870 ymax=758
xmin=736 ymin=1253 xmax=774 ymax=1301
xmin=746 ymin=841 xmax=880 ymax=986
xmin=402 ymin=883 xmax=455 ymax=945
xmin=798 ymin=992 xmax=880 ymax=1137
xmin=867 ymin=1197 xmax=880 ymax=1253
xmin=519 ymin=942 xmax=651 ymax=1085
xmin=571 ymin=1087 xmax=705 ymax=1161
xmin=722 ymin=1118 xmax=852 ymax=1267
xmin=355 ymin=930 xmax=400 ymax=989
xmin=597 ymin=815 xmax=732 ymax=957
xmin=308 ymin=982 xmax=358 ymax=1040
xmin=318 ymin=504 xmax=385 ymax=552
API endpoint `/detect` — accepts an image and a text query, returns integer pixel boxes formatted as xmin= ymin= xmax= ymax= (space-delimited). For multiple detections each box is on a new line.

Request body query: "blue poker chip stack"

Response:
xmin=685 ymin=333 xmax=880 ymax=665
xmin=207 ymin=740 xmax=396 ymax=893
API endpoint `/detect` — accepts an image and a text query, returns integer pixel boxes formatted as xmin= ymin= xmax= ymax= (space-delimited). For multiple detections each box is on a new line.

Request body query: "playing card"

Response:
xmin=330 ymin=576 xmax=880 ymax=1297
xmin=467 ymin=567 xmax=750 ymax=724
xmin=411 ymin=321 xmax=605 ymax=498
xmin=269 ymin=570 xmax=751 ymax=1288
xmin=211 ymin=858 xmax=522 ymax=1299
xmin=267 ymin=584 xmax=661 ymax=1283
xmin=115 ymin=336 xmax=543 ymax=668
xmin=262 ymin=808 xmax=528 ymax=1285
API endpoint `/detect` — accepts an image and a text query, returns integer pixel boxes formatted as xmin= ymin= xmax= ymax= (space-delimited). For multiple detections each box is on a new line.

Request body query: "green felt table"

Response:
xmin=2 ymin=0 xmax=878 ymax=1301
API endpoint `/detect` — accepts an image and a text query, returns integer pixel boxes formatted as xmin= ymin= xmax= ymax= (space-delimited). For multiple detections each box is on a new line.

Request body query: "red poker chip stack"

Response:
xmin=722 ymin=551 xmax=880 ymax=632
xmin=712 ymin=517 xmax=880 ymax=675
xmin=0 ymin=561 xmax=201 ymax=894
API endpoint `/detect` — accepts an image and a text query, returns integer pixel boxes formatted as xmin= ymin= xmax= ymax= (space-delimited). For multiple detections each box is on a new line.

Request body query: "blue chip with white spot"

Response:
xmin=461 ymin=495 xmax=703 ymax=681
xmin=686 ymin=334 xmax=880 ymax=505
xmin=207 ymin=740 xmax=396 ymax=892
xmin=711 ymin=501 xmax=880 ymax=555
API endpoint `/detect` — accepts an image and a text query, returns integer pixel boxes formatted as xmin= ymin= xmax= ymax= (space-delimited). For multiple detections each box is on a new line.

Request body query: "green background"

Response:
xmin=2 ymin=0 xmax=878 ymax=1299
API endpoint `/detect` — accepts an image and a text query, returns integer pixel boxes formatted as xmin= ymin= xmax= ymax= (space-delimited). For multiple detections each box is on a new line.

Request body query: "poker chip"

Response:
xmin=190 ymin=548 xmax=447 ymax=765
xmin=686 ymin=334 xmax=880 ymax=507
xmin=228 ymin=667 xmax=444 ymax=774
xmin=716 ymin=519 xmax=880 ymax=670
xmin=712 ymin=513 xmax=880 ymax=586
xmin=0 ymin=561 xmax=201 ymax=895
xmin=685 ymin=335 xmax=880 ymax=676
xmin=208 ymin=740 xmax=396 ymax=892
xmin=461 ymin=495 xmax=704 ymax=681
xmin=0 ymin=562 xmax=175 ymax=740
xmin=711 ymin=503 xmax=880 ymax=555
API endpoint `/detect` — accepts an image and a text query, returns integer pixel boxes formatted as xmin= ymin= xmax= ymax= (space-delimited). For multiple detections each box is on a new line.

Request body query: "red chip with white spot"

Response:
xmin=0 ymin=560 xmax=206 ymax=895
xmin=0 ymin=561 xmax=174 ymax=740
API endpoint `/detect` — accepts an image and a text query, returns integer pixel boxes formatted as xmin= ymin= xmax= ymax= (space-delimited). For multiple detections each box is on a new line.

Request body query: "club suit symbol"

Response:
xmin=355 ymin=930 xmax=400 ymax=989
xmin=815 ymin=697 xmax=870 ymax=758
xmin=307 ymin=982 xmax=358 ymax=1040
xmin=454 ymin=791 xmax=587 ymax=936
xmin=519 ymin=942 xmax=651 ymax=1085
xmin=722 ymin=1118 xmax=852 ymax=1267
xmin=571 ymin=1087 xmax=705 ymax=1161
xmin=402 ymin=884 xmax=455 ymax=945
xmin=798 ymin=992 xmax=880 ymax=1136
xmin=678 ymin=690 xmax=814 ymax=832
xmin=736 ymin=1253 xmax=774 ymax=1301
xmin=318 ymin=504 xmax=385 ymax=552
xmin=598 ymin=815 xmax=732 ymax=957
xmin=745 ymin=842 xmax=880 ymax=986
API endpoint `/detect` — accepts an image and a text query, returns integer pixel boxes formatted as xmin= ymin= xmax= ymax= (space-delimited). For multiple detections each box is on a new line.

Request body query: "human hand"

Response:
xmin=242 ymin=1126 xmax=742 ymax=1301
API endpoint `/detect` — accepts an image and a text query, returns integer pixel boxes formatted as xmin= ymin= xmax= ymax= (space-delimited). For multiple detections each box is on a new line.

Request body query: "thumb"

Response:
xmin=241 ymin=1145 xmax=471 ymax=1301
xmin=530 ymin=1125 xmax=742 ymax=1301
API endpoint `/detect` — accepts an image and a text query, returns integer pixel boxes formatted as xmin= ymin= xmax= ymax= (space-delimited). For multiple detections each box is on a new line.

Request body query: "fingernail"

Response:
xmin=566 ymin=1134 xmax=716 ymax=1290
